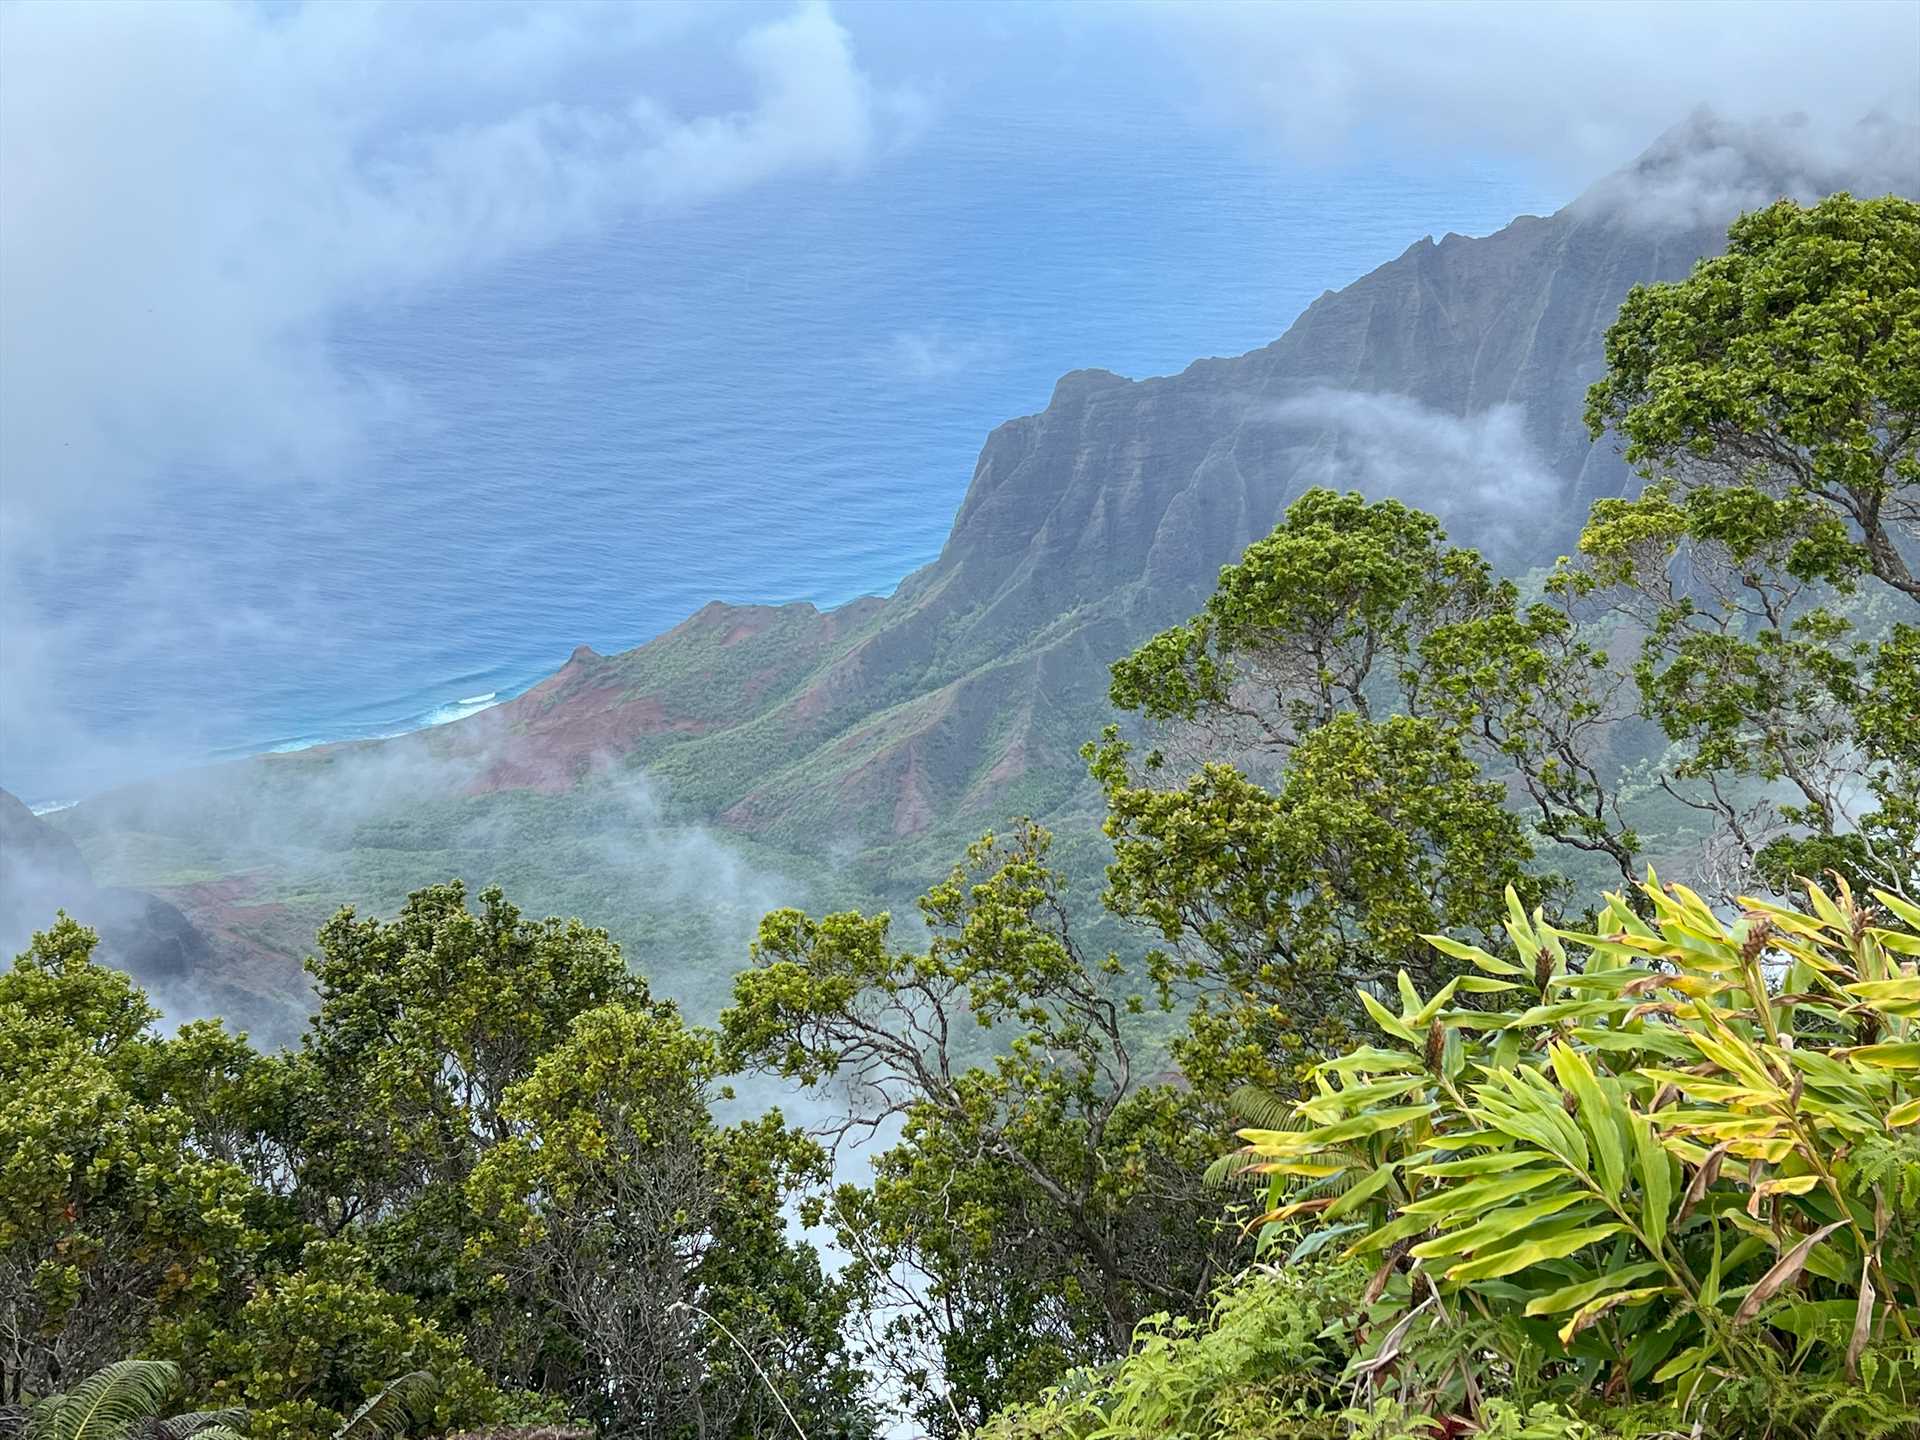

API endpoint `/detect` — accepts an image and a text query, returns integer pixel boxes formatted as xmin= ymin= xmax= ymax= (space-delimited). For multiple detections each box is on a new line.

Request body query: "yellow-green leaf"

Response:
xmin=1652 ymin=1344 xmax=1711 ymax=1385
xmin=1360 ymin=989 xmax=1420 ymax=1044
xmin=1399 ymin=1167 xmax=1559 ymax=1219
xmin=1551 ymin=1042 xmax=1625 ymax=1195
xmin=1845 ymin=977 xmax=1920 ymax=1007
xmin=1633 ymin=1111 xmax=1672 ymax=1255
xmin=1557 ymin=1285 xmax=1671 ymax=1346
xmin=1424 ymin=932 xmax=1526 ymax=976
xmin=1444 ymin=1224 xmax=1628 ymax=1283
xmin=1846 ymin=1042 xmax=1920 ymax=1069
xmin=1887 ymin=1097 xmax=1920 ymax=1129
xmin=1325 ymin=1163 xmax=1398 ymax=1221
xmin=1410 ymin=1193 xmax=1594 ymax=1261
xmin=1414 ymin=1151 xmax=1535 ymax=1178
xmin=1803 ymin=881 xmax=1846 ymax=929
xmin=1524 ymin=1261 xmax=1668 ymax=1317
xmin=1871 ymin=889 xmax=1920 ymax=933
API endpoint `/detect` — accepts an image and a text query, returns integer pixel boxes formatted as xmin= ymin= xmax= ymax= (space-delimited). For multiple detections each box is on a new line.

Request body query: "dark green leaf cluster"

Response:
xmin=1571 ymin=193 xmax=1920 ymax=896
xmin=1 ymin=888 xmax=875 ymax=1440
xmin=722 ymin=824 xmax=1249 ymax=1435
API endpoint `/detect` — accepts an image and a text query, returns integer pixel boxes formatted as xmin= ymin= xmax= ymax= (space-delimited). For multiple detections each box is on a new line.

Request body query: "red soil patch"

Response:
xmin=153 ymin=870 xmax=312 ymax=1004
xmin=891 ymin=748 xmax=935 ymax=837
xmin=422 ymin=647 xmax=716 ymax=797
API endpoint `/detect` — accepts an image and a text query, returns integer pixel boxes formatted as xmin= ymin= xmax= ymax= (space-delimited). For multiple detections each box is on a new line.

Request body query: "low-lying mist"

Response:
xmin=14 ymin=723 xmax=821 ymax=1046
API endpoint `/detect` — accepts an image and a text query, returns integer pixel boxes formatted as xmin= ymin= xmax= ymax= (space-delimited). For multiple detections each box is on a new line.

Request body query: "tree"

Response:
xmin=1586 ymin=193 xmax=1919 ymax=602
xmin=279 ymin=882 xmax=652 ymax=1386
xmin=294 ymin=881 xmax=646 ymax=1228
xmin=1577 ymin=193 xmax=1920 ymax=897
xmin=1417 ymin=595 xmax=1645 ymax=891
xmin=467 ymin=1005 xmax=869 ymax=1439
xmin=723 ymin=824 xmax=1245 ymax=1434
xmin=282 ymin=881 xmax=868 ymax=1436
xmin=1088 ymin=490 xmax=1561 ymax=1089
xmin=0 ymin=921 xmax=263 ymax=1404
xmin=3 ymin=883 xmax=871 ymax=1439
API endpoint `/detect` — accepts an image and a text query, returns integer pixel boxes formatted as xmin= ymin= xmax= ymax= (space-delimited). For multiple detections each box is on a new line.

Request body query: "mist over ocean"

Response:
xmin=13 ymin=104 xmax=1557 ymax=808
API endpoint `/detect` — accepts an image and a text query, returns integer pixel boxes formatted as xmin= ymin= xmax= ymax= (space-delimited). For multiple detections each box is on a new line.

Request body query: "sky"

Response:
xmin=1 ymin=0 xmax=1917 ymax=797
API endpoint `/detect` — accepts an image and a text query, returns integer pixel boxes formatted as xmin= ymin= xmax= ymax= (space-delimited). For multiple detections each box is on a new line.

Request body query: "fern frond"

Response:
xmin=29 ymin=1363 xmax=182 ymax=1440
xmin=1226 ymin=1084 xmax=1300 ymax=1132
xmin=1202 ymin=1146 xmax=1267 ymax=1191
xmin=332 ymin=1373 xmax=437 ymax=1440
xmin=1204 ymin=1087 xmax=1311 ymax=1190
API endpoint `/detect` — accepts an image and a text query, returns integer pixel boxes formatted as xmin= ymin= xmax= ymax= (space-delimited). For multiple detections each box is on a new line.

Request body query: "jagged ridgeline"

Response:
xmin=19 ymin=118 xmax=1918 ymax=1038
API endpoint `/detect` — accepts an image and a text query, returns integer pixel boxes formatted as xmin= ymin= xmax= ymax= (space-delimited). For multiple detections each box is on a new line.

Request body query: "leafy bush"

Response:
xmin=1241 ymin=876 xmax=1920 ymax=1437
xmin=978 ymin=1259 xmax=1640 ymax=1440
xmin=977 ymin=1258 xmax=1365 ymax=1439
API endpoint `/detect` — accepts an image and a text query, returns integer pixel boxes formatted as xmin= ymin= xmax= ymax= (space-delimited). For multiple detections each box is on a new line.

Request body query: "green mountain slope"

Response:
xmin=43 ymin=118 xmax=1916 ymax=1035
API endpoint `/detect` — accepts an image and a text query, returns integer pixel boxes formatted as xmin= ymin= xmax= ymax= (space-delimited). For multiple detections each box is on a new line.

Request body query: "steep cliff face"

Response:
xmin=47 ymin=119 xmax=1917 ymax=1026
xmin=526 ymin=148 xmax=1738 ymax=852
xmin=915 ymin=210 xmax=1696 ymax=639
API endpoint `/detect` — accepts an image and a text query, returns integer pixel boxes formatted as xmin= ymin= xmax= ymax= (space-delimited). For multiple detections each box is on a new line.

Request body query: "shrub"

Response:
xmin=1241 ymin=876 xmax=1920 ymax=1437
xmin=978 ymin=1258 xmax=1366 ymax=1439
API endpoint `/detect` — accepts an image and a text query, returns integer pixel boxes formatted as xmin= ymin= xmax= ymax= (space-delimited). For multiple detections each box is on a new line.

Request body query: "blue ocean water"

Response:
xmin=15 ymin=105 xmax=1563 ymax=807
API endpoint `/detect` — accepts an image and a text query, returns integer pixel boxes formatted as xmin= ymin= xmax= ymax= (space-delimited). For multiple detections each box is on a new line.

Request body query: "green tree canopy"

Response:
xmin=0 ymin=920 xmax=263 ymax=1403
xmin=1089 ymin=490 xmax=1562 ymax=1087
xmin=1577 ymin=192 xmax=1920 ymax=898
xmin=1586 ymin=192 xmax=1919 ymax=601
xmin=723 ymin=824 xmax=1244 ymax=1434
xmin=2 ymin=887 xmax=875 ymax=1440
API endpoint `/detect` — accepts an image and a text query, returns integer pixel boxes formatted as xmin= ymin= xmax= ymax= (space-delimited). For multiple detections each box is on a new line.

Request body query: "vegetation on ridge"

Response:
xmin=3 ymin=193 xmax=1916 ymax=1437
xmin=35 ymin=130 xmax=1753 ymax=1038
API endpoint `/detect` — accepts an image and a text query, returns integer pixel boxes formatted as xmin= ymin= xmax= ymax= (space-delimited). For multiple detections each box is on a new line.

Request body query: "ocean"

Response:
xmin=13 ymin=104 xmax=1562 ymax=808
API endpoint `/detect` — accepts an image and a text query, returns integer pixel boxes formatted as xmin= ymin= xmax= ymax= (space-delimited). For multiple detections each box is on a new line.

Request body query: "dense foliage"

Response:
xmin=1235 ymin=877 xmax=1920 ymax=1437
xmin=1578 ymin=192 xmax=1919 ymax=896
xmin=1087 ymin=489 xmax=1564 ymax=1093
xmin=5 ymin=193 xmax=1915 ymax=1439
xmin=722 ymin=824 xmax=1246 ymax=1432
xmin=0 ymin=889 xmax=872 ymax=1440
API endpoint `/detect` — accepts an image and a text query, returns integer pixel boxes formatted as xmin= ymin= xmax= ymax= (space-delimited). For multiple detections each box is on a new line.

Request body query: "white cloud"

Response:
xmin=1116 ymin=0 xmax=1920 ymax=196
xmin=0 ymin=0 xmax=916 ymax=531
xmin=1572 ymin=109 xmax=1920 ymax=230
xmin=1264 ymin=389 xmax=1561 ymax=553
xmin=0 ymin=0 xmax=918 ymax=798
xmin=880 ymin=327 xmax=1003 ymax=383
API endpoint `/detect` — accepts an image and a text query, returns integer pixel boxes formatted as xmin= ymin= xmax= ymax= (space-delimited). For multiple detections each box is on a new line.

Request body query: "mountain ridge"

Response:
xmin=36 ymin=115 xmax=1920 ymax=1031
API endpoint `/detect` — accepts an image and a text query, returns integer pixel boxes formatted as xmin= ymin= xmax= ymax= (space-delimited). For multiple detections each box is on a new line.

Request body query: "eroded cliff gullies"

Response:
xmin=47 ymin=116 xmax=1920 ymax=1027
xmin=512 ymin=118 xmax=1883 ymax=855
